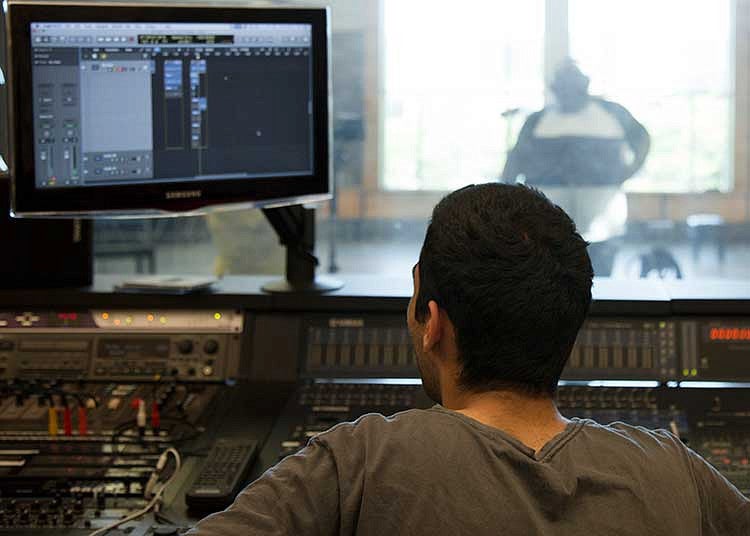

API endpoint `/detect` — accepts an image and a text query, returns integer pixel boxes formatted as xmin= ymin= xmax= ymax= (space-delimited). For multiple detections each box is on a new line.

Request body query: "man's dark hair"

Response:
xmin=415 ymin=183 xmax=593 ymax=396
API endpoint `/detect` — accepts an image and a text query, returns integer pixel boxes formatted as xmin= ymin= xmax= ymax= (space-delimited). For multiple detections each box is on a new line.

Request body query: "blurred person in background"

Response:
xmin=502 ymin=59 xmax=650 ymax=243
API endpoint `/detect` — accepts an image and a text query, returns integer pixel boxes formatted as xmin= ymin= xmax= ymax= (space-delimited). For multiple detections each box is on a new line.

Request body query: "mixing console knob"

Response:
xmin=63 ymin=509 xmax=74 ymax=525
xmin=178 ymin=340 xmax=194 ymax=354
xmin=203 ymin=339 xmax=219 ymax=355
xmin=202 ymin=365 xmax=214 ymax=377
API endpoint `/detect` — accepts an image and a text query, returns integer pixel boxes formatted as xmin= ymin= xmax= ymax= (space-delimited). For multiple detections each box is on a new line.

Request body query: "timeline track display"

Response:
xmin=30 ymin=21 xmax=314 ymax=188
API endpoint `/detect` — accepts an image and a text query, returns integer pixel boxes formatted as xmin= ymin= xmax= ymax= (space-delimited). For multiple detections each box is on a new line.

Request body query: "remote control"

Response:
xmin=185 ymin=439 xmax=259 ymax=511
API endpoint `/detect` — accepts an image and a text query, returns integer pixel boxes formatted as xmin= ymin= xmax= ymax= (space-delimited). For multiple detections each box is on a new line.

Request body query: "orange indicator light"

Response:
xmin=710 ymin=327 xmax=750 ymax=341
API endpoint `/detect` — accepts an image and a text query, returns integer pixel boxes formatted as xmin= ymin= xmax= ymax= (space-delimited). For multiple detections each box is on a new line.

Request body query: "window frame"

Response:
xmin=346 ymin=0 xmax=748 ymax=224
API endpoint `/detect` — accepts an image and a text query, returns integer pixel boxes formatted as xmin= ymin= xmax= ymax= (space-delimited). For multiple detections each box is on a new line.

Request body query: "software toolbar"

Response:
xmin=31 ymin=22 xmax=311 ymax=47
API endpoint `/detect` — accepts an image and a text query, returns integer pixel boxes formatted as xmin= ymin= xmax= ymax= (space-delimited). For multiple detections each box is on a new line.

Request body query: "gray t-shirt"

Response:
xmin=188 ymin=406 xmax=750 ymax=535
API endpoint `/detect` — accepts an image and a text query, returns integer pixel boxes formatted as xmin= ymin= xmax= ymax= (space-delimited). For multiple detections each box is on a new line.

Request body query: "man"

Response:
xmin=189 ymin=184 xmax=749 ymax=535
xmin=502 ymin=61 xmax=650 ymax=187
xmin=502 ymin=60 xmax=650 ymax=242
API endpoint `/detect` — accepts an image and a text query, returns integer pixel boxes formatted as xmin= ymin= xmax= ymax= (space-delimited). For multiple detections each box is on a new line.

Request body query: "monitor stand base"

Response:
xmin=261 ymin=275 xmax=343 ymax=294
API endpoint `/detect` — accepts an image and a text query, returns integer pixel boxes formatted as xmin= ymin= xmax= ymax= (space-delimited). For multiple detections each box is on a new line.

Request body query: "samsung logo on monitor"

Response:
xmin=166 ymin=190 xmax=202 ymax=200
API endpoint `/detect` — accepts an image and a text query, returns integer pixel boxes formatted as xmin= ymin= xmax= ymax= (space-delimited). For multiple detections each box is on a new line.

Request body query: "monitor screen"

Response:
xmin=7 ymin=3 xmax=330 ymax=215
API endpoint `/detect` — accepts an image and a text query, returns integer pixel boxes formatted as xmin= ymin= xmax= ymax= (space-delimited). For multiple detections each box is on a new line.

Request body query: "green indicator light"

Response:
xmin=682 ymin=368 xmax=690 ymax=377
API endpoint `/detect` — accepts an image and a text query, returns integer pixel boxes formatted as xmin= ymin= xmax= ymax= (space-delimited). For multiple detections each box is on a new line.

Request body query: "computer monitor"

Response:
xmin=5 ymin=2 xmax=331 ymax=216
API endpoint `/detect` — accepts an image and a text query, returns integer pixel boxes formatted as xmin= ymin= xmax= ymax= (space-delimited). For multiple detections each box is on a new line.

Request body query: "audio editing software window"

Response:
xmin=30 ymin=22 xmax=314 ymax=187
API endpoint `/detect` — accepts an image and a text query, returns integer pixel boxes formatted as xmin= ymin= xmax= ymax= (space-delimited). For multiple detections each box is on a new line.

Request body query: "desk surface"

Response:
xmin=0 ymin=275 xmax=748 ymax=315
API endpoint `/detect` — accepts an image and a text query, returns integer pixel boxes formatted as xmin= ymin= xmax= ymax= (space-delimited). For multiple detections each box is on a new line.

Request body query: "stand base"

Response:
xmin=262 ymin=276 xmax=344 ymax=294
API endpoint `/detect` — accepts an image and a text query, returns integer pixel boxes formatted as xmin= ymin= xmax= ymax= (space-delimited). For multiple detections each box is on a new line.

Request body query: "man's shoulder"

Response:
xmin=576 ymin=418 xmax=689 ymax=458
xmin=593 ymin=98 xmax=637 ymax=121
xmin=316 ymin=407 xmax=432 ymax=435
xmin=584 ymin=418 xmax=677 ymax=438
xmin=521 ymin=109 xmax=545 ymax=127
xmin=311 ymin=407 xmax=453 ymax=448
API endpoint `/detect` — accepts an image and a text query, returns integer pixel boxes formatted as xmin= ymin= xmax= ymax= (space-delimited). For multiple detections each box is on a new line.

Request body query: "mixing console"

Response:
xmin=0 ymin=309 xmax=246 ymax=534
xmin=0 ymin=496 xmax=160 ymax=531
xmin=298 ymin=314 xmax=750 ymax=382
xmin=0 ymin=303 xmax=749 ymax=534
xmin=278 ymin=381 xmax=426 ymax=460
xmin=566 ymin=319 xmax=677 ymax=379
xmin=0 ymin=380 xmax=219 ymax=532
xmin=304 ymin=316 xmax=417 ymax=377
xmin=275 ymin=381 xmax=750 ymax=496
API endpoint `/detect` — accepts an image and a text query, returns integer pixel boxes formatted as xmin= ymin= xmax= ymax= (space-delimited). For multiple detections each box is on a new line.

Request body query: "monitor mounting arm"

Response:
xmin=261 ymin=204 xmax=343 ymax=293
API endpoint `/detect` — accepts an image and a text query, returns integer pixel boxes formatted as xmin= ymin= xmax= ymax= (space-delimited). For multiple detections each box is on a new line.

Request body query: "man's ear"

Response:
xmin=422 ymin=300 xmax=442 ymax=352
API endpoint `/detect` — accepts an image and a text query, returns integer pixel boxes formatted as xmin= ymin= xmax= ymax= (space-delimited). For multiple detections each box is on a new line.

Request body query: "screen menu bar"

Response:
xmin=30 ymin=22 xmax=311 ymax=48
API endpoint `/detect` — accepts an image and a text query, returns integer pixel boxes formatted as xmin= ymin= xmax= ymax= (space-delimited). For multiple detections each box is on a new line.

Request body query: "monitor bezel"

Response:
xmin=6 ymin=1 xmax=331 ymax=216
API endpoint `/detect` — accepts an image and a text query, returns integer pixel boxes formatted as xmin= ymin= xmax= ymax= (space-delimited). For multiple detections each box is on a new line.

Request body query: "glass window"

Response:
xmin=2 ymin=0 xmax=743 ymax=283
xmin=569 ymin=0 xmax=734 ymax=193
xmin=383 ymin=0 xmax=545 ymax=190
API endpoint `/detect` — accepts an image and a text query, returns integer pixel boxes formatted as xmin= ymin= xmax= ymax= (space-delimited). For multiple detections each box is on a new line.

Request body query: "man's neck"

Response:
xmin=446 ymin=389 xmax=569 ymax=453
